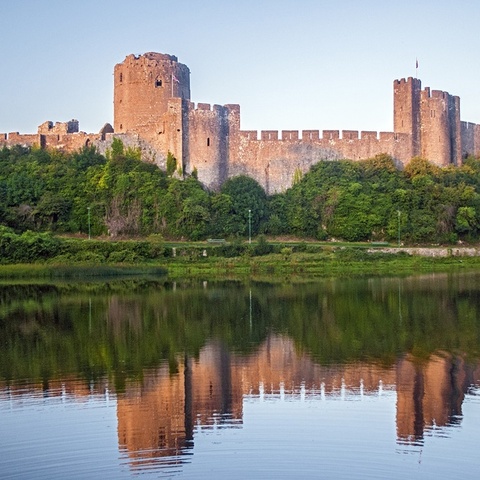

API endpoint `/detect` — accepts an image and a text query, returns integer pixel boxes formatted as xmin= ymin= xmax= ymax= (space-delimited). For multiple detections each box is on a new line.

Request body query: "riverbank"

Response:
xmin=1 ymin=248 xmax=480 ymax=281
xmin=163 ymin=250 xmax=480 ymax=279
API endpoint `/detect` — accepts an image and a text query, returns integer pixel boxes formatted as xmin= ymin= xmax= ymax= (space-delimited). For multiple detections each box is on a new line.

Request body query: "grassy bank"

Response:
xmin=1 ymin=248 xmax=480 ymax=281
xmin=162 ymin=250 xmax=480 ymax=279
xmin=0 ymin=264 xmax=168 ymax=280
xmin=1 ymin=230 xmax=480 ymax=280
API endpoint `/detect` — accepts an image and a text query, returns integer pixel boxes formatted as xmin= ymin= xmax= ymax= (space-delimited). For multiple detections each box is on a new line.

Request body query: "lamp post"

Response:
xmin=87 ymin=207 xmax=91 ymax=240
xmin=397 ymin=210 xmax=401 ymax=246
xmin=248 ymin=209 xmax=252 ymax=244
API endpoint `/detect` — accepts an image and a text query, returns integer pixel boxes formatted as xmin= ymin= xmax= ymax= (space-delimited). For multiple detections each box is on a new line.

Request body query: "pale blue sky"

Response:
xmin=1 ymin=0 xmax=479 ymax=135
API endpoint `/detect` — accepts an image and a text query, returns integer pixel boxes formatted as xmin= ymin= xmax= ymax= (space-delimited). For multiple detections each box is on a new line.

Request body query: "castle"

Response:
xmin=2 ymin=52 xmax=480 ymax=194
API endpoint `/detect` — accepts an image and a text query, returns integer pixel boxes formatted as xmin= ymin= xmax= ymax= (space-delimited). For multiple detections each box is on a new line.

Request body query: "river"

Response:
xmin=1 ymin=272 xmax=479 ymax=478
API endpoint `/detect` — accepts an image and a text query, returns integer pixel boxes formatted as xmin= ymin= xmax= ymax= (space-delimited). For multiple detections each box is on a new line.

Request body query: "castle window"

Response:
xmin=119 ymin=73 xmax=123 ymax=83
xmin=207 ymin=137 xmax=210 ymax=147
xmin=120 ymin=124 xmax=123 ymax=130
xmin=155 ymin=77 xmax=162 ymax=87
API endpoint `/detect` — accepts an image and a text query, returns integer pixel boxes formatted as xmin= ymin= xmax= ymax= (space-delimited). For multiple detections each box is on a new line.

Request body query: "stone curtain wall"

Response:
xmin=2 ymin=52 xmax=480 ymax=193
xmin=226 ymin=129 xmax=412 ymax=194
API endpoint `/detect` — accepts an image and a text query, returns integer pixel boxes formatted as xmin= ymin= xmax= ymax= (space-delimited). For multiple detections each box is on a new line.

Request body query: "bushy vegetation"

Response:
xmin=266 ymin=154 xmax=480 ymax=243
xmin=0 ymin=226 xmax=169 ymax=264
xmin=2 ymin=142 xmax=480 ymax=244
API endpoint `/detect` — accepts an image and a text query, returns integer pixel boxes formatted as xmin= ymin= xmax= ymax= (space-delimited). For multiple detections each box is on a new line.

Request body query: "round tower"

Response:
xmin=113 ymin=52 xmax=190 ymax=135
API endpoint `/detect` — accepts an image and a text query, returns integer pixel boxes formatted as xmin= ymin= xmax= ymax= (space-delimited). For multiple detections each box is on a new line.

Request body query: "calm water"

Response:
xmin=1 ymin=273 xmax=480 ymax=479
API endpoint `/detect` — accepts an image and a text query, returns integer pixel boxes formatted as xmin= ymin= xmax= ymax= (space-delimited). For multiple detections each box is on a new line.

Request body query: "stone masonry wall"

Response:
xmin=227 ymin=129 xmax=412 ymax=194
xmin=2 ymin=52 xmax=480 ymax=194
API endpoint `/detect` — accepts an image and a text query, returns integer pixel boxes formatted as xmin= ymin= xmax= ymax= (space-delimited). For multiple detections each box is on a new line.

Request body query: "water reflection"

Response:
xmin=3 ymin=336 xmax=479 ymax=474
xmin=1 ymin=274 xmax=480 ymax=477
xmin=113 ymin=335 xmax=480 ymax=471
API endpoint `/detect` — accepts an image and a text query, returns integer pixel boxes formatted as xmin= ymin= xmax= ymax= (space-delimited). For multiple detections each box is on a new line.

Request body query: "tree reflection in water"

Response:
xmin=1 ymin=273 xmax=480 ymax=471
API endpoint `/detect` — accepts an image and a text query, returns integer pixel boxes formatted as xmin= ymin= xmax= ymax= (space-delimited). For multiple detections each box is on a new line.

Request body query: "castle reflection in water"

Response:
xmin=114 ymin=335 xmax=479 ymax=468
xmin=2 ymin=335 xmax=479 ymax=470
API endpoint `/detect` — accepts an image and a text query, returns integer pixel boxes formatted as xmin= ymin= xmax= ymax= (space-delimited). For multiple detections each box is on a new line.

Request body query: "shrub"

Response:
xmin=253 ymin=235 xmax=273 ymax=256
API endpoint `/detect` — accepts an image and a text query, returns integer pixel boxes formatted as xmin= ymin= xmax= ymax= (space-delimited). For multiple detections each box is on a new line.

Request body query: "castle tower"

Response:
xmin=420 ymin=89 xmax=461 ymax=166
xmin=113 ymin=52 xmax=190 ymax=136
xmin=393 ymin=77 xmax=422 ymax=159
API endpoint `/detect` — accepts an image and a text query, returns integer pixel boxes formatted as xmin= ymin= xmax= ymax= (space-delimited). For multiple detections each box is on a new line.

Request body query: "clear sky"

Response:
xmin=1 ymin=0 xmax=479 ymax=136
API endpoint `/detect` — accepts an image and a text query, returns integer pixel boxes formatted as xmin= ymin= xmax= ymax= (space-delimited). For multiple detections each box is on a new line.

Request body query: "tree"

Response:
xmin=455 ymin=206 xmax=477 ymax=235
xmin=166 ymin=151 xmax=177 ymax=177
xmin=220 ymin=176 xmax=267 ymax=237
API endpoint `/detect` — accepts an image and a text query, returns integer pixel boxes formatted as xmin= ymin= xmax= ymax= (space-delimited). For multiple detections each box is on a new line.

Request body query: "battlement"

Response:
xmin=240 ymin=131 xmax=258 ymax=140
xmin=191 ymin=103 xmax=229 ymax=114
xmin=361 ymin=131 xmax=378 ymax=140
xmin=238 ymin=130 xmax=397 ymax=142
xmin=237 ymin=129 xmax=391 ymax=142
xmin=342 ymin=130 xmax=358 ymax=140
xmin=302 ymin=130 xmax=320 ymax=141
xmin=261 ymin=131 xmax=278 ymax=141
xmin=431 ymin=89 xmax=445 ymax=99
xmin=38 ymin=119 xmax=79 ymax=135
xmin=323 ymin=130 xmax=340 ymax=140
xmin=224 ymin=104 xmax=240 ymax=114
xmin=462 ymin=121 xmax=477 ymax=130
xmin=394 ymin=77 xmax=421 ymax=88
xmin=282 ymin=131 xmax=299 ymax=141
xmin=0 ymin=132 xmax=38 ymax=146
xmin=420 ymin=87 xmax=459 ymax=103
xmin=126 ymin=52 xmax=178 ymax=63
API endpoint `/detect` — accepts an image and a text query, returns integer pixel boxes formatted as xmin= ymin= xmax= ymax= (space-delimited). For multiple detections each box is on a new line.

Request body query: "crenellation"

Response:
xmin=224 ymin=104 xmax=240 ymax=113
xmin=323 ymin=130 xmax=340 ymax=140
xmin=302 ymin=130 xmax=320 ymax=141
xmin=342 ymin=130 xmax=359 ymax=140
xmin=7 ymin=132 xmax=38 ymax=145
xmin=282 ymin=130 xmax=299 ymax=141
xmin=1 ymin=51 xmax=478 ymax=193
xmin=361 ymin=131 xmax=378 ymax=140
xmin=261 ymin=131 xmax=278 ymax=141
xmin=431 ymin=90 xmax=447 ymax=100
xmin=422 ymin=87 xmax=431 ymax=98
xmin=239 ymin=131 xmax=258 ymax=140
xmin=394 ymin=77 xmax=420 ymax=88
